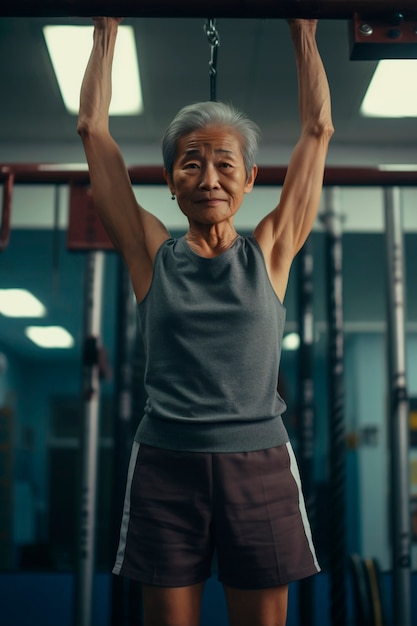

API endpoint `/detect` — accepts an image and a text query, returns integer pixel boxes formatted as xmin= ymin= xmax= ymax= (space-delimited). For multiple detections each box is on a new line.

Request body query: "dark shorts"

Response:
xmin=113 ymin=442 xmax=320 ymax=589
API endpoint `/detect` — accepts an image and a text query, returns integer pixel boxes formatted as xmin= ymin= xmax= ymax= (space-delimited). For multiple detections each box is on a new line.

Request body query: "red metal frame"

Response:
xmin=1 ymin=162 xmax=417 ymax=251
xmin=1 ymin=162 xmax=417 ymax=186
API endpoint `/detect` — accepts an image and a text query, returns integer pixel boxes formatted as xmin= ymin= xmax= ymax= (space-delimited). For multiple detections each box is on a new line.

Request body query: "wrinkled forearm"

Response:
xmin=289 ymin=20 xmax=334 ymax=138
xmin=77 ymin=19 xmax=120 ymax=136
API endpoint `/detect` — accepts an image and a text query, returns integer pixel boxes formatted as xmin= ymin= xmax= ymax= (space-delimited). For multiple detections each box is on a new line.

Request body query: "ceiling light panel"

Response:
xmin=361 ymin=60 xmax=417 ymax=118
xmin=43 ymin=25 xmax=143 ymax=116
xmin=0 ymin=289 xmax=46 ymax=318
xmin=25 ymin=326 xmax=74 ymax=349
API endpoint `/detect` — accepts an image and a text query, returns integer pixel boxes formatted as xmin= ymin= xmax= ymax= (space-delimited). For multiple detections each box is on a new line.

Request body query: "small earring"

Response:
xmin=171 ymin=193 xmax=176 ymax=201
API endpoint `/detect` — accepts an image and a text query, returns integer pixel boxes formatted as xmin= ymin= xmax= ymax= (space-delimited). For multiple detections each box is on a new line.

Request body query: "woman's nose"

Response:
xmin=199 ymin=163 xmax=220 ymax=189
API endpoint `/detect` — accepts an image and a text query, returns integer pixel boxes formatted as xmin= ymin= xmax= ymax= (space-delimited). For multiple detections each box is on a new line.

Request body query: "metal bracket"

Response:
xmin=350 ymin=11 xmax=417 ymax=59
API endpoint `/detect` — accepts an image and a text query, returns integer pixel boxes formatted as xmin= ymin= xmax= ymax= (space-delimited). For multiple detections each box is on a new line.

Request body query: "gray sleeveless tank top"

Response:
xmin=135 ymin=235 xmax=289 ymax=452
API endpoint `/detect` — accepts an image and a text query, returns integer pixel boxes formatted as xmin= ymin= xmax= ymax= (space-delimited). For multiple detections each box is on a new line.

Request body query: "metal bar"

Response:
xmin=384 ymin=187 xmax=411 ymax=626
xmin=1 ymin=0 xmax=416 ymax=18
xmin=0 ymin=172 xmax=14 ymax=252
xmin=1 ymin=164 xmax=417 ymax=187
xmin=323 ymin=187 xmax=346 ymax=626
xmin=74 ymin=251 xmax=105 ymax=626
xmin=297 ymin=235 xmax=316 ymax=626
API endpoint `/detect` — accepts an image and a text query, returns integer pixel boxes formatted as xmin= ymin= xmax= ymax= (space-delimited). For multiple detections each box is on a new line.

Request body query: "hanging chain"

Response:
xmin=204 ymin=18 xmax=220 ymax=102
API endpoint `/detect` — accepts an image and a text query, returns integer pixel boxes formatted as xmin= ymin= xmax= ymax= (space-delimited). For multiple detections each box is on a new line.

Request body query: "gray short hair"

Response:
xmin=162 ymin=101 xmax=261 ymax=179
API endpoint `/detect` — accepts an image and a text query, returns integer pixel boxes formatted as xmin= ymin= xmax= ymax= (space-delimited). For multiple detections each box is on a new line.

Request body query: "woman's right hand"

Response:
xmin=92 ymin=16 xmax=124 ymax=29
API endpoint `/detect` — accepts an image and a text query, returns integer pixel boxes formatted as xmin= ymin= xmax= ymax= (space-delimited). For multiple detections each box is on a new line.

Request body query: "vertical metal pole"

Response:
xmin=52 ymin=185 xmax=61 ymax=292
xmin=297 ymin=236 xmax=315 ymax=626
xmin=0 ymin=172 xmax=14 ymax=252
xmin=111 ymin=258 xmax=143 ymax=626
xmin=323 ymin=187 xmax=346 ymax=626
xmin=384 ymin=187 xmax=411 ymax=626
xmin=74 ymin=251 xmax=105 ymax=626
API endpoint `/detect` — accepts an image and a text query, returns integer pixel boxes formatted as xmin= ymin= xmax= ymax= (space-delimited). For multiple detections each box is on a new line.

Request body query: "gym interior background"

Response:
xmin=1 ymin=12 xmax=417 ymax=626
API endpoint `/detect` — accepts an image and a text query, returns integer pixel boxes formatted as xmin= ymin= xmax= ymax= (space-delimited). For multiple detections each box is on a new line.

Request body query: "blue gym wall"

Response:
xmin=1 ymin=225 xmax=417 ymax=625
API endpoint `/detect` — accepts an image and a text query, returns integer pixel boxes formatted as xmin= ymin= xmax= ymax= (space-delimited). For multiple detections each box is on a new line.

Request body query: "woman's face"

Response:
xmin=165 ymin=125 xmax=257 ymax=227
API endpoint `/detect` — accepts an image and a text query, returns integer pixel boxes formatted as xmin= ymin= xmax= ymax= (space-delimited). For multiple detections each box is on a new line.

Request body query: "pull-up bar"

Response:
xmin=1 ymin=0 xmax=417 ymax=19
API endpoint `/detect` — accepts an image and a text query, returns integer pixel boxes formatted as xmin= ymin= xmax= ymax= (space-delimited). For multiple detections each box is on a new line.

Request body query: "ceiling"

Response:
xmin=0 ymin=16 xmax=417 ymax=365
xmin=0 ymin=16 xmax=416 ymax=151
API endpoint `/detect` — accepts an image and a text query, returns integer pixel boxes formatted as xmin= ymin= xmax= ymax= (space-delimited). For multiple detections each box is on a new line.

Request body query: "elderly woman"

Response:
xmin=78 ymin=16 xmax=333 ymax=626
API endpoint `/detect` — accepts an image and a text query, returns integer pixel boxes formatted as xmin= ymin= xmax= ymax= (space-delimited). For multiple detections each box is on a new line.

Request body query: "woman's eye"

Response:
xmin=184 ymin=162 xmax=199 ymax=169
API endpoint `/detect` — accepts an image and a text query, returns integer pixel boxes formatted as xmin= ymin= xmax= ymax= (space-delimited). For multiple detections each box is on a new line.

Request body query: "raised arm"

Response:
xmin=77 ymin=17 xmax=170 ymax=302
xmin=254 ymin=19 xmax=334 ymax=302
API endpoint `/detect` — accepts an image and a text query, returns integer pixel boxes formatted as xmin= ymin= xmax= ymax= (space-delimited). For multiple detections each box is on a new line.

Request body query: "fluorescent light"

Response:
xmin=25 ymin=326 xmax=74 ymax=349
xmin=378 ymin=164 xmax=417 ymax=171
xmin=282 ymin=332 xmax=300 ymax=351
xmin=43 ymin=25 xmax=143 ymax=115
xmin=360 ymin=60 xmax=417 ymax=118
xmin=0 ymin=289 xmax=46 ymax=318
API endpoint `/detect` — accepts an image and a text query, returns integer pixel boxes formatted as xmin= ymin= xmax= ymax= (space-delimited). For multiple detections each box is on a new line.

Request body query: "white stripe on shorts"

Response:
xmin=112 ymin=441 xmax=140 ymax=575
xmin=286 ymin=442 xmax=321 ymax=573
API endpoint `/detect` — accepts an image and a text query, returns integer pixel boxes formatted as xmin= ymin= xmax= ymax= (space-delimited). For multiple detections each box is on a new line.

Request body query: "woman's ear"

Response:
xmin=244 ymin=165 xmax=258 ymax=193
